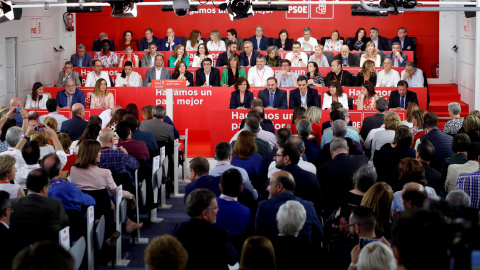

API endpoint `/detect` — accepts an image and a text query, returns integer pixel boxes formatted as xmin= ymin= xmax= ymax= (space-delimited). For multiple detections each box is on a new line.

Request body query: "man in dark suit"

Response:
xmin=334 ymin=45 xmax=360 ymax=67
xmin=160 ymin=28 xmax=183 ymax=51
xmin=56 ymin=79 xmax=86 ymax=109
xmin=383 ymin=42 xmax=409 ymax=67
xmin=0 ymin=191 xmax=29 ymax=270
xmin=417 ymin=139 xmax=443 ymax=195
xmin=392 ymin=27 xmax=415 ymax=51
xmin=173 ymin=189 xmax=238 ymax=270
xmin=216 ymin=41 xmax=237 ymax=67
xmin=139 ymin=28 xmax=162 ymax=51
xmin=249 ymin=26 xmax=269 ymax=51
xmin=10 ymin=168 xmax=69 ymax=244
xmin=420 ymin=112 xmax=455 ymax=172
xmin=70 ymin=44 xmax=93 ymax=67
xmin=143 ymin=54 xmax=172 ymax=87
xmin=257 ymin=77 xmax=288 ymax=109
xmin=325 ymin=60 xmax=354 ymax=86
xmin=184 ymin=157 xmax=221 ymax=202
xmin=240 ymin=41 xmax=260 ymax=67
xmin=360 ymin=98 xmax=388 ymax=140
xmin=91 ymin=32 xmax=115 ymax=51
xmin=289 ymin=76 xmax=320 ymax=109
xmin=318 ymin=138 xmax=368 ymax=216
xmin=225 ymin=28 xmax=244 ymax=50
xmin=196 ymin=58 xmax=220 ymax=86
xmin=60 ymin=103 xmax=88 ymax=141
xmin=367 ymin=27 xmax=390 ymax=51
xmin=388 ymin=80 xmax=419 ymax=110
xmin=139 ymin=105 xmax=174 ymax=143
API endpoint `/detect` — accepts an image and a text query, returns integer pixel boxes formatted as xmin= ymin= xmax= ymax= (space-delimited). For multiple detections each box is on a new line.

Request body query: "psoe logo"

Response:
xmin=286 ymin=0 xmax=334 ymax=19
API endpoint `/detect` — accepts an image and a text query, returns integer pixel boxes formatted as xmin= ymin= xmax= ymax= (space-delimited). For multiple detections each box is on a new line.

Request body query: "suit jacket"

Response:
xmin=56 ymin=88 xmax=86 ymax=108
xmin=143 ymin=67 xmax=172 ymax=86
xmin=421 ymin=129 xmax=455 ymax=171
xmin=230 ymin=91 xmax=254 ymax=109
xmin=141 ymin=52 xmax=161 ymax=67
xmin=139 ymin=118 xmax=175 ymax=143
xmin=172 ymin=72 xmax=194 ymax=86
xmin=421 ymin=162 xmax=442 ymax=195
xmin=239 ymin=119 xmax=275 ymax=134
xmin=184 ymin=175 xmax=221 ymax=202
xmin=196 ymin=67 xmax=220 ymax=86
xmin=239 ymin=50 xmax=260 ymax=67
xmin=224 ymin=37 xmax=245 ymax=51
xmin=383 ymin=52 xmax=409 ymax=67
xmin=392 ymin=35 xmax=415 ymax=51
xmin=301 ymin=137 xmax=322 ymax=167
xmin=92 ymin=39 xmax=115 ymax=51
xmin=10 ymin=194 xmax=69 ymax=244
xmin=216 ymin=52 xmax=230 ymax=67
xmin=60 ymin=115 xmax=88 ymax=141
xmin=387 ymin=90 xmax=419 ymax=109
xmin=334 ymin=53 xmax=360 ymax=67
xmin=360 ymin=113 xmax=385 ymax=140
xmin=0 ymin=223 xmax=29 ymax=270
xmin=325 ymin=70 xmax=354 ymax=86
xmin=273 ymin=39 xmax=294 ymax=51
xmin=368 ymin=36 xmax=390 ymax=51
xmin=57 ymin=70 xmax=81 ymax=87
xmin=289 ymin=87 xmax=320 ymax=109
xmin=139 ymin=36 xmax=162 ymax=51
xmin=282 ymin=164 xmax=324 ymax=214
xmin=70 ymin=52 xmax=93 ymax=67
xmin=249 ymin=36 xmax=270 ymax=51
xmin=257 ymin=88 xmax=288 ymax=109
xmin=160 ymin=36 xmax=183 ymax=51
xmin=318 ymin=153 xmax=368 ymax=215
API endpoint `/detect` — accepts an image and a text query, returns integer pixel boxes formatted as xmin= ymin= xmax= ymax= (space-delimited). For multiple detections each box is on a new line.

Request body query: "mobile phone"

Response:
xmin=359 ymin=238 xmax=381 ymax=248
xmin=15 ymin=108 xmax=21 ymax=113
xmin=36 ymin=124 xmax=45 ymax=131
xmin=472 ymin=250 xmax=480 ymax=270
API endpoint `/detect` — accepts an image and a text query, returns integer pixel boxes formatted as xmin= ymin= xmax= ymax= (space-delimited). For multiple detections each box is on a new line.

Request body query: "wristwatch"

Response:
xmin=22 ymin=134 xmax=30 ymax=140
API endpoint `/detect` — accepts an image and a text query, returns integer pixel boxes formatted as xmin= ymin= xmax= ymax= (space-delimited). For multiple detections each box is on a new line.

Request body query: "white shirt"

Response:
xmin=115 ymin=71 xmax=143 ymax=87
xmin=297 ymin=37 xmax=318 ymax=51
xmin=322 ymin=93 xmax=349 ymax=110
xmin=186 ymin=39 xmax=204 ymax=51
xmin=85 ymin=71 xmax=111 ymax=87
xmin=370 ymin=129 xmax=395 ymax=160
xmin=40 ymin=145 xmax=55 ymax=160
xmin=155 ymin=67 xmax=163 ymax=80
xmin=400 ymin=68 xmax=424 ymax=87
xmin=300 ymin=91 xmax=307 ymax=107
xmin=25 ymin=94 xmax=49 ymax=109
xmin=15 ymin=164 xmax=41 ymax=188
xmin=0 ymin=147 xmax=26 ymax=169
xmin=247 ymin=66 xmax=274 ymax=87
xmin=360 ymin=54 xmax=381 ymax=67
xmin=230 ymin=129 xmax=277 ymax=150
xmin=376 ymin=69 xmax=400 ymax=87
xmin=267 ymin=158 xmax=317 ymax=179
xmin=192 ymin=54 xmax=213 ymax=68
xmin=204 ymin=71 xmax=211 ymax=86
xmin=323 ymin=39 xmax=343 ymax=51
xmin=365 ymin=125 xmax=385 ymax=150
xmin=285 ymin=52 xmax=308 ymax=67
xmin=39 ymin=112 xmax=69 ymax=132
xmin=206 ymin=40 xmax=226 ymax=51
xmin=99 ymin=109 xmax=113 ymax=129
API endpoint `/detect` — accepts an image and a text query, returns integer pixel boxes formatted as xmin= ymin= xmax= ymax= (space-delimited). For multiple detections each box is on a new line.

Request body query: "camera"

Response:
xmin=36 ymin=124 xmax=45 ymax=131
xmin=359 ymin=237 xmax=381 ymax=248
xmin=173 ymin=0 xmax=190 ymax=17
xmin=15 ymin=108 xmax=21 ymax=113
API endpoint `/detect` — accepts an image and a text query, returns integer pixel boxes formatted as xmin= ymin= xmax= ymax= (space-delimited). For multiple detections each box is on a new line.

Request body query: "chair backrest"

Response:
xmin=177 ymin=36 xmax=186 ymax=46
xmin=386 ymin=38 xmax=392 ymax=50
xmin=323 ymin=52 xmax=334 ymax=66
xmin=82 ymin=189 xmax=112 ymax=221
xmin=346 ymin=37 xmax=353 ymax=46
xmin=95 ymin=215 xmax=105 ymax=250
xmin=320 ymin=36 xmax=345 ymax=46
xmin=120 ymin=199 xmax=128 ymax=223
xmin=411 ymin=36 xmax=417 ymax=48
xmin=69 ymin=236 xmax=86 ymax=270
xmin=348 ymin=97 xmax=354 ymax=110
xmin=268 ymin=37 xmax=275 ymax=46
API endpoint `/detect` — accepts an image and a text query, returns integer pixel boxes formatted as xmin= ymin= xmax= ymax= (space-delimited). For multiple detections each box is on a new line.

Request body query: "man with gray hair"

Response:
xmin=60 ymin=103 xmax=87 ymax=141
xmin=320 ymin=119 xmax=363 ymax=165
xmin=360 ymin=98 xmax=388 ymax=140
xmin=0 ymin=126 xmax=26 ymax=168
xmin=443 ymin=102 xmax=463 ymax=135
xmin=57 ymin=61 xmax=81 ymax=87
xmin=230 ymin=117 xmax=273 ymax=160
xmin=276 ymin=200 xmax=306 ymax=236
xmin=297 ymin=27 xmax=318 ymax=51
xmin=70 ymin=43 xmax=93 ymax=67
xmin=400 ymin=62 xmax=424 ymax=87
xmin=446 ymin=189 xmax=471 ymax=207
xmin=296 ymin=119 xmax=321 ymax=167
xmin=56 ymin=79 xmax=86 ymax=109
xmin=268 ymin=135 xmax=316 ymax=178
xmin=139 ymin=105 xmax=174 ymax=143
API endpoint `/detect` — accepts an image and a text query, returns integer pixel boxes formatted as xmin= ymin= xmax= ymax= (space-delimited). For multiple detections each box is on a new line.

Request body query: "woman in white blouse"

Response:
xmin=192 ymin=44 xmax=213 ymax=67
xmin=207 ymin=30 xmax=226 ymax=52
xmin=308 ymin=44 xmax=330 ymax=67
xmin=186 ymin=30 xmax=203 ymax=51
xmin=25 ymin=82 xmax=49 ymax=109
xmin=322 ymin=80 xmax=349 ymax=110
xmin=323 ymin=30 xmax=343 ymax=51
xmin=115 ymin=61 xmax=143 ymax=87
xmin=360 ymin=41 xmax=381 ymax=67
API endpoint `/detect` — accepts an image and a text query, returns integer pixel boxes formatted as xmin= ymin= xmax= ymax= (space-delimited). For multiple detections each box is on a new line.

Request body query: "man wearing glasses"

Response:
xmin=401 ymin=62 xmax=424 ymax=87
xmin=57 ymin=61 xmax=81 ymax=87
xmin=70 ymin=44 xmax=93 ymax=67
xmin=391 ymin=26 xmax=415 ymax=51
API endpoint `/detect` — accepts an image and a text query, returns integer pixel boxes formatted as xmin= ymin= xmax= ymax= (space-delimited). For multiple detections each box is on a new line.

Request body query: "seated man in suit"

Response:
xmin=84 ymin=60 xmax=111 ymax=87
xmin=257 ymin=77 xmax=288 ymax=109
xmin=401 ymin=62 xmax=424 ymax=87
xmin=56 ymin=79 xmax=86 ymax=109
xmin=320 ymin=119 xmax=363 ymax=165
xmin=60 ymin=103 xmax=88 ymax=141
xmin=296 ymin=120 xmax=322 ymax=167
xmin=70 ymin=44 xmax=92 ymax=68
xmin=249 ymin=26 xmax=269 ymax=51
xmin=325 ymin=60 xmax=354 ymax=86
xmin=91 ymin=32 xmax=115 ymax=51
xmin=367 ymin=27 xmax=389 ymax=51
xmin=388 ymin=80 xmax=419 ymax=110
xmin=143 ymin=54 xmax=172 ymax=87
xmin=57 ymin=61 xmax=81 ymax=87
xmin=334 ymin=45 xmax=360 ymax=67
xmin=225 ymin=28 xmax=244 ymax=51
xmin=392 ymin=26 xmax=415 ymax=51
xmin=139 ymin=105 xmax=175 ymax=143
xmin=384 ymin=42 xmax=409 ymax=67
xmin=184 ymin=157 xmax=220 ymax=201
xmin=216 ymin=41 xmax=237 ymax=67
xmin=289 ymin=76 xmax=320 ymax=109
xmin=10 ymin=168 xmax=69 ymax=244
xmin=139 ymin=28 xmax=162 ymax=51
xmin=360 ymin=98 xmax=388 ymax=140
xmin=196 ymin=58 xmax=220 ymax=86
xmin=141 ymin=42 xmax=161 ymax=68
xmin=240 ymin=41 xmax=260 ymax=67
xmin=420 ymin=112 xmax=455 ymax=171
xmin=160 ymin=28 xmax=182 ymax=51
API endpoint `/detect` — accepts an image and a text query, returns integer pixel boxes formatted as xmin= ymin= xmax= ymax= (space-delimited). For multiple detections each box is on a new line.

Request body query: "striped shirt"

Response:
xmin=456 ymin=169 xmax=480 ymax=209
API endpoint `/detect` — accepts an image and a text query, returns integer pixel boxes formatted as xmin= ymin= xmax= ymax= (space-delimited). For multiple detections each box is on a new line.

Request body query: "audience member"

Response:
xmin=217 ymin=41 xmax=237 ymax=67
xmin=296 ymin=119 xmax=321 ymax=162
xmin=168 ymin=44 xmax=189 ymax=68
xmin=360 ymin=98 xmax=388 ymax=140
xmin=240 ymin=41 xmax=260 ymax=67
xmin=57 ymin=61 xmax=81 ymax=87
xmin=445 ymin=189 xmax=471 ymax=207
xmin=325 ymin=60 xmax=354 ymax=86
xmin=144 ymin=54 xmax=172 ymax=87
xmin=320 ymin=119 xmax=363 ymax=164
xmin=206 ymin=30 xmax=226 ymax=52
xmin=297 ymin=27 xmax=317 ymax=51
xmin=123 ymin=114 xmax=158 ymax=154
xmin=268 ymin=134 xmax=316 ymax=178
xmin=161 ymin=28 xmax=182 ymax=51
xmin=119 ymin=45 xmax=139 ymax=68
xmin=334 ymin=45 xmax=360 ymax=67
xmin=445 ymin=142 xmax=479 ymax=192
xmin=70 ymin=43 xmax=93 ymax=67
xmin=115 ymin=61 xmax=143 ymax=87
xmin=230 ymin=77 xmax=254 ymax=109
xmin=324 ymin=29 xmax=343 ymax=51
xmin=351 ymin=241 xmax=396 ymax=270
xmin=360 ymin=182 xmax=393 ymax=238
xmin=90 ymin=78 xmax=114 ymax=109
xmin=248 ymin=55 xmax=274 ymax=87
xmin=321 ymin=110 xmax=361 ymax=148
xmin=401 ymin=62 xmax=424 ymax=87
xmin=266 ymin=45 xmax=281 ymax=67
xmin=172 ymin=60 xmax=194 ymax=86
xmin=257 ymin=77 xmax=288 ymax=109
xmin=322 ymin=80 xmax=348 ymax=109
xmin=9 ymin=97 xmax=25 ymax=127
xmin=184 ymin=157 xmax=220 ymax=200
xmin=444 ymin=102 xmax=464 ymax=135
xmin=249 ymin=26 xmax=269 ymax=51
xmin=139 ymin=28 xmax=162 ymax=51
xmin=420 ymin=112 xmax=455 ymax=171
xmin=306 ymin=61 xmax=326 ymax=87
xmin=0 ymin=126 xmax=25 ymax=167
xmin=355 ymin=60 xmax=377 ymax=86
xmin=416 ymin=139 xmax=442 ymax=194
xmin=12 ymin=241 xmax=74 ymax=270
xmin=144 ymin=235 xmax=188 ymax=270
xmin=400 ymin=102 xmax=419 ymax=128
xmin=119 ymin=30 xmax=138 ymax=51
xmin=348 ymin=28 xmax=368 ymax=51
xmin=98 ymin=128 xmax=139 ymax=175
xmin=196 ymin=58 xmax=220 ymax=87
xmin=0 ymin=155 xmax=24 ymax=198
xmin=462 ymin=114 xmax=480 ymax=143
xmin=0 ymin=115 xmax=17 ymax=152
xmin=25 ymin=82 xmax=49 ymax=109
xmin=305 ymin=106 xmax=323 ymax=143
xmin=231 ymin=130 xmax=264 ymax=176
xmin=392 ymin=26 xmax=415 ymax=51
xmin=276 ymin=59 xmax=299 ymax=87
xmin=93 ymin=39 xmax=118 ymax=67
xmin=289 ymin=76 xmax=320 ymax=109
xmin=221 ymin=54 xmax=246 ymax=87
xmin=285 ymin=41 xmax=308 ymax=67
xmin=39 ymin=99 xmax=68 ymax=132
xmin=376 ymin=58 xmax=401 ymax=87
xmin=141 ymin=42 xmax=161 ymax=68
xmin=240 ymin=236 xmax=276 ymax=270
xmin=388 ymin=80 xmax=419 ymax=110
xmin=370 ymin=110 xmax=401 ymax=159
xmin=309 ymin=44 xmax=330 ymax=67
xmin=60 ymin=103 xmax=88 ymax=141
xmin=400 ymin=182 xmax=428 ymax=211
xmin=115 ymin=121 xmax=149 ymax=162
xmin=225 ymin=28 xmax=244 ymax=50
xmin=139 ymin=105 xmax=175 ymax=143
xmin=91 ymin=32 xmax=115 ymax=51
xmin=274 ymin=29 xmax=293 ymax=51
xmin=384 ymin=42 xmax=409 ymax=67
xmin=367 ymin=27 xmax=389 ymax=51
xmin=360 ymin=41 xmax=381 ymax=67
xmin=455 ymin=153 xmax=480 ymax=209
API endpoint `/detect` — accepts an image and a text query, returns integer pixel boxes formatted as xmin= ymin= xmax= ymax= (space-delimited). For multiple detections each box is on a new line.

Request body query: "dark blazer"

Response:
xmin=0 ymin=223 xmax=29 ymax=270
xmin=239 ymin=119 xmax=275 ymax=134
xmin=360 ymin=113 xmax=385 ymax=140
xmin=239 ymin=50 xmax=260 ymax=67
xmin=392 ymin=35 xmax=415 ymax=51
xmin=383 ymin=52 xmax=409 ymax=67
xmin=388 ymin=90 xmax=419 ymax=109
xmin=420 ymin=129 xmax=455 ymax=171
xmin=289 ymin=87 xmax=320 ymax=109
xmin=172 ymin=72 xmax=194 ymax=86
xmin=92 ymin=39 xmax=115 ymax=51
xmin=70 ymin=52 xmax=93 ymax=67
xmin=60 ymin=115 xmax=88 ymax=141
xmin=139 ymin=36 xmax=162 ymax=51
xmin=318 ymin=153 xmax=369 ymax=215
xmin=368 ymin=36 xmax=390 ymax=51
xmin=10 ymin=194 xmax=69 ymax=244
xmin=282 ymin=164 xmax=324 ymax=214
xmin=257 ymin=88 xmax=288 ymax=109
xmin=216 ymin=52 xmax=230 ymax=67
xmin=325 ymin=70 xmax=354 ymax=86
xmin=143 ymin=67 xmax=172 ymax=86
xmin=421 ymin=162 xmax=442 ymax=195
xmin=334 ymin=53 xmax=360 ymax=67
xmin=230 ymin=91 xmax=254 ymax=109
xmin=160 ymin=36 xmax=183 ymax=51
xmin=355 ymin=72 xmax=377 ymax=86
xmin=184 ymin=175 xmax=221 ymax=203
xmin=301 ymin=137 xmax=322 ymax=167
xmin=348 ymin=37 xmax=368 ymax=51
xmin=249 ymin=36 xmax=270 ymax=51
xmin=273 ymin=39 xmax=294 ymax=51
xmin=56 ymin=88 xmax=86 ymax=108
xmin=196 ymin=67 xmax=220 ymax=86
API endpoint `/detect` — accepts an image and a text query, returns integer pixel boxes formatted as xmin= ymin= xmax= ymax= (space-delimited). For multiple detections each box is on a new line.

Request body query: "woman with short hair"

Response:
xmin=360 ymin=41 xmax=381 ymax=67
xmin=229 ymin=77 xmax=254 ymax=109
xmin=322 ymin=80 xmax=348 ymax=109
xmin=444 ymin=102 xmax=464 ymax=135
xmin=266 ymin=46 xmax=281 ymax=67
xmin=0 ymin=155 xmax=24 ymax=199
xmin=309 ymin=44 xmax=329 ymax=67
xmin=221 ymin=54 xmax=246 ymax=87
xmin=191 ymin=43 xmax=212 ymax=68
xmin=172 ymin=61 xmax=194 ymax=86
xmin=231 ymin=131 xmax=263 ymax=176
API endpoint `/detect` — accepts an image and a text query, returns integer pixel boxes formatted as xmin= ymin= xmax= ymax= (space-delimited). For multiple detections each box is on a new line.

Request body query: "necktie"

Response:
xmin=400 ymin=96 xmax=405 ymax=109
xmin=269 ymin=93 xmax=274 ymax=107
xmin=394 ymin=57 xmax=399 ymax=67
xmin=343 ymin=57 xmax=347 ymax=65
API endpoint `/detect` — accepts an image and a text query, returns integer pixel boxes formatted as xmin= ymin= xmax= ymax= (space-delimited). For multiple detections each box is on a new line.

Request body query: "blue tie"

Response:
xmin=269 ymin=92 xmax=274 ymax=107
xmin=400 ymin=96 xmax=405 ymax=108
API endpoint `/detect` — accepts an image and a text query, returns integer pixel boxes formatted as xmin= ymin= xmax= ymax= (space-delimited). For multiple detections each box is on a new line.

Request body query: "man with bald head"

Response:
xmin=161 ymin=28 xmax=182 ymax=51
xmin=10 ymin=97 xmax=24 ymax=127
xmin=98 ymin=128 xmax=139 ymax=176
xmin=99 ymin=105 xmax=122 ymax=129
xmin=56 ymin=79 xmax=86 ymax=109
xmin=255 ymin=170 xmax=323 ymax=242
xmin=376 ymin=58 xmax=400 ymax=87
xmin=59 ymin=103 xmax=88 ymax=141
xmin=333 ymin=45 xmax=360 ymax=67
xmin=400 ymin=182 xmax=428 ymax=211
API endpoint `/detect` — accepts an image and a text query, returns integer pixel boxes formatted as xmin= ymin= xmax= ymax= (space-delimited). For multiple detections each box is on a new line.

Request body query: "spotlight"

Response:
xmin=109 ymin=0 xmax=138 ymax=18
xmin=173 ymin=0 xmax=190 ymax=16
xmin=219 ymin=0 xmax=254 ymax=21
xmin=0 ymin=0 xmax=13 ymax=23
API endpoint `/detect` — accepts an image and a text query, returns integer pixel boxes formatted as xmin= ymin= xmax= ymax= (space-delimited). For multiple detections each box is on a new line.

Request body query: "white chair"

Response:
xmin=69 ymin=236 xmax=86 ymax=270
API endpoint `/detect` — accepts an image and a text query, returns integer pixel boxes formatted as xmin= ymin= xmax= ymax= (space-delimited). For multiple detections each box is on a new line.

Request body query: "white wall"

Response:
xmin=455 ymin=13 xmax=476 ymax=107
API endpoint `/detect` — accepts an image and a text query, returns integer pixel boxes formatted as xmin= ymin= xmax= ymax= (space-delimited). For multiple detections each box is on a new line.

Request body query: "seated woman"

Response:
xmin=360 ymin=182 xmax=393 ymax=238
xmin=273 ymin=29 xmax=293 ymax=51
xmin=191 ymin=43 xmax=212 ymax=68
xmin=348 ymin=28 xmax=368 ymax=51
xmin=171 ymin=60 xmax=194 ymax=86
xmin=221 ymin=54 xmax=246 ymax=87
xmin=118 ymin=45 xmax=139 ymax=68
xmin=444 ymin=102 xmax=464 ymax=136
xmin=305 ymin=61 xmax=325 ymax=87
xmin=229 ymin=77 xmax=254 ymax=110
xmin=356 ymin=60 xmax=377 ymax=86
xmin=231 ymin=130 xmax=263 ymax=177
xmin=207 ymin=30 xmax=226 ymax=51
xmin=400 ymin=102 xmax=419 ymax=128
xmin=309 ymin=44 xmax=329 ymax=67
xmin=31 ymin=128 xmax=55 ymax=161
xmin=360 ymin=41 xmax=381 ymax=67
xmin=186 ymin=29 xmax=203 ymax=51
xmin=462 ymin=114 xmax=480 ymax=143
xmin=90 ymin=78 xmax=114 ymax=109
xmin=118 ymin=30 xmax=138 ymax=51
xmin=70 ymin=124 xmax=102 ymax=154
xmin=411 ymin=109 xmax=426 ymax=147
xmin=168 ymin=44 xmax=189 ymax=68
xmin=322 ymin=80 xmax=348 ymax=110
xmin=370 ymin=112 xmax=401 ymax=160
xmin=0 ymin=155 xmax=25 ymax=199
xmin=305 ymin=106 xmax=322 ymax=144
xmin=266 ymin=46 xmax=281 ymax=67
xmin=357 ymin=82 xmax=379 ymax=110
xmin=323 ymin=30 xmax=343 ymax=51
xmin=115 ymin=61 xmax=143 ymax=87
xmin=25 ymin=82 xmax=49 ymax=109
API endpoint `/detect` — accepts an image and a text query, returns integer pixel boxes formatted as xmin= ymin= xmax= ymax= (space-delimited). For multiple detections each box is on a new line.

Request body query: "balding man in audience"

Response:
xmin=84 ymin=60 xmax=111 ymax=87
xmin=333 ymin=45 xmax=360 ymax=67
xmin=240 ymin=41 xmax=260 ymax=67
xmin=160 ymin=28 xmax=182 ymax=51
xmin=184 ymin=157 xmax=220 ymax=202
xmin=376 ymin=58 xmax=401 ymax=87
xmin=268 ymin=134 xmax=316 ymax=178
xmin=400 ymin=183 xmax=428 ymax=211
xmin=56 ymin=79 xmax=86 ymax=109
xmin=39 ymin=99 xmax=69 ymax=132
xmin=139 ymin=105 xmax=174 ymax=144
xmin=98 ymin=128 xmax=139 ymax=175
xmin=60 ymin=103 xmax=88 ymax=141
xmin=325 ymin=60 xmax=354 ymax=86
xmin=9 ymin=97 xmax=24 ymax=127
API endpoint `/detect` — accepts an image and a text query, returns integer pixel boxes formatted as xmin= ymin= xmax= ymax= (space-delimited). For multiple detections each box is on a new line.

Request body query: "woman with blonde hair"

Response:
xmin=266 ymin=46 xmax=281 ymax=67
xmin=207 ymin=30 xmax=226 ymax=51
xmin=305 ymin=106 xmax=322 ymax=143
xmin=186 ymin=29 xmax=202 ymax=51
xmin=462 ymin=114 xmax=480 ymax=143
xmin=90 ymin=78 xmax=114 ymax=109
xmin=0 ymin=155 xmax=24 ymax=199
xmin=356 ymin=60 xmax=377 ymax=86
xmin=240 ymin=236 xmax=276 ymax=270
xmin=168 ymin=44 xmax=189 ymax=68
xmin=400 ymin=102 xmax=419 ymax=128
xmin=411 ymin=109 xmax=426 ymax=147
xmin=309 ymin=44 xmax=329 ymax=67
xmin=141 ymin=105 xmax=154 ymax=120
xmin=360 ymin=41 xmax=381 ymax=67
xmin=231 ymin=130 xmax=262 ymax=176
xmin=360 ymin=182 xmax=393 ymax=238
xmin=370 ymin=112 xmax=401 ymax=159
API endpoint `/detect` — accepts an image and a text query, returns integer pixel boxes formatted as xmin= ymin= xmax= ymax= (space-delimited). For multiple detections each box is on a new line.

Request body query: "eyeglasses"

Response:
xmin=274 ymin=154 xmax=285 ymax=157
